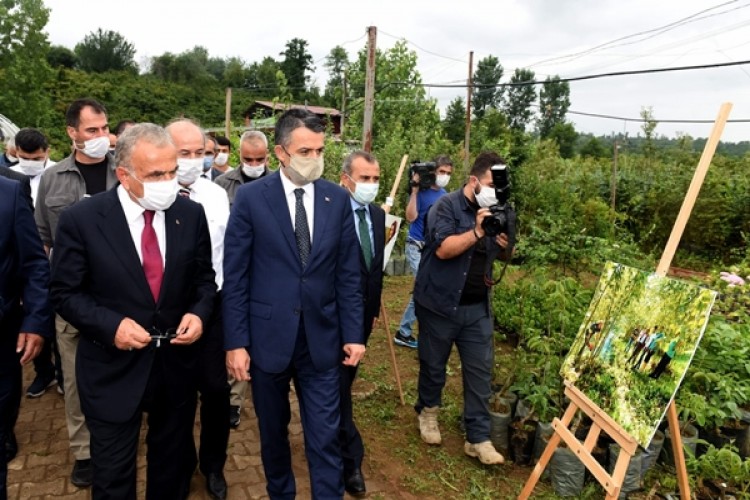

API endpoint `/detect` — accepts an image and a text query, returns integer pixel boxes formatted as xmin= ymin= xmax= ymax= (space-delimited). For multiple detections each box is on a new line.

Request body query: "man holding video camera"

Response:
xmin=394 ymin=155 xmax=453 ymax=349
xmin=413 ymin=152 xmax=515 ymax=465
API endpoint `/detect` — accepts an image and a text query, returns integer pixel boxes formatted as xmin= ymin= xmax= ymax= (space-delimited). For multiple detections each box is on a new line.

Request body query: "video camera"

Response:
xmin=409 ymin=161 xmax=437 ymax=190
xmin=481 ymin=164 xmax=517 ymax=248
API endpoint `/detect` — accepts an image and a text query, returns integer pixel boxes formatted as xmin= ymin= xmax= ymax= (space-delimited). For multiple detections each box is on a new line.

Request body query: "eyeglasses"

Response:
xmin=149 ymin=327 xmax=178 ymax=347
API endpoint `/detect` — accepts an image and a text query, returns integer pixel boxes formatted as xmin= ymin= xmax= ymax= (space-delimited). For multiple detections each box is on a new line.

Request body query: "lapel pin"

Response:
xmin=325 ymin=196 xmax=330 ymax=202
xmin=176 ymin=219 xmax=180 ymax=225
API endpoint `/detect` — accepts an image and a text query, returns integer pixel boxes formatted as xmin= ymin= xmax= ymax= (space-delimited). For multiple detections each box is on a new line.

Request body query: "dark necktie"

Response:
xmin=178 ymin=188 xmax=191 ymax=198
xmin=294 ymin=188 xmax=311 ymax=267
xmin=141 ymin=210 xmax=163 ymax=302
xmin=356 ymin=207 xmax=372 ymax=269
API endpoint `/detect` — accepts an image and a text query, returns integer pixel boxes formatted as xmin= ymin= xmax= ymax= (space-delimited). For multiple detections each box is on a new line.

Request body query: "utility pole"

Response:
xmin=463 ymin=51 xmax=474 ymax=174
xmin=341 ymin=72 xmax=347 ymax=140
xmin=611 ymin=139 xmax=619 ymax=231
xmin=225 ymin=87 xmax=232 ymax=138
xmin=362 ymin=26 xmax=377 ymax=153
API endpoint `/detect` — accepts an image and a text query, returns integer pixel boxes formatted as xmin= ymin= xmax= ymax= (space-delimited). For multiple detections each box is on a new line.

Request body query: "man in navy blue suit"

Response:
xmin=0 ymin=176 xmax=53 ymax=499
xmin=223 ymin=109 xmax=365 ymax=499
xmin=337 ymin=151 xmax=385 ymax=497
xmin=50 ymin=124 xmax=217 ymax=499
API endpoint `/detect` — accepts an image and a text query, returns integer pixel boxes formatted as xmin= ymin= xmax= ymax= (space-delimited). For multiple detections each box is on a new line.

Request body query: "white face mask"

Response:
xmin=76 ymin=136 xmax=110 ymax=160
xmin=474 ymin=181 xmax=498 ymax=208
xmin=284 ymin=154 xmax=323 ymax=186
xmin=242 ymin=163 xmax=265 ymax=178
xmin=214 ymin=152 xmax=229 ymax=167
xmin=17 ymin=158 xmax=46 ymax=177
xmin=346 ymin=175 xmax=379 ymax=205
xmin=176 ymin=158 xmax=204 ymax=186
xmin=436 ymin=174 xmax=451 ymax=188
xmin=129 ymin=173 xmax=178 ymax=211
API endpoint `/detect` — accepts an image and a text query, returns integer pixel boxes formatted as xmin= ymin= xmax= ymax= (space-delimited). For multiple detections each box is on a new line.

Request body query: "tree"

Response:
xmin=74 ymin=28 xmax=137 ymax=73
xmin=245 ymin=57 xmax=282 ymax=98
xmin=537 ymin=75 xmax=570 ymax=138
xmin=503 ymin=68 xmax=536 ymax=131
xmin=443 ymin=97 xmax=465 ymax=144
xmin=579 ymin=136 xmax=608 ymax=158
xmin=472 ymin=55 xmax=503 ymax=120
xmin=548 ymin=122 xmax=578 ymax=159
xmin=323 ymin=46 xmax=349 ymax=108
xmin=0 ymin=0 xmax=53 ymax=128
xmin=149 ymin=46 xmax=217 ymax=87
xmin=47 ymin=44 xmax=78 ymax=69
xmin=641 ymin=106 xmax=658 ymax=159
xmin=279 ymin=38 xmax=314 ymax=100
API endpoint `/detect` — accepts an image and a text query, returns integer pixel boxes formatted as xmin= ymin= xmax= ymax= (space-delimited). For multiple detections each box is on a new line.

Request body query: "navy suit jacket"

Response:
xmin=357 ymin=203 xmax=385 ymax=342
xmin=50 ymin=188 xmax=217 ymax=423
xmin=0 ymin=167 xmax=32 ymax=210
xmin=0 ymin=177 xmax=52 ymax=370
xmin=222 ymin=171 xmax=364 ymax=373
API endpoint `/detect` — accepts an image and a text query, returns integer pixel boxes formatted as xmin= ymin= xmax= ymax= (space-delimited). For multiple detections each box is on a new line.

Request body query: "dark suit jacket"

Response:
xmin=222 ymin=171 xmax=363 ymax=373
xmin=0 ymin=167 xmax=32 ymax=210
xmin=358 ymin=203 xmax=385 ymax=342
xmin=0 ymin=177 xmax=52 ymax=370
xmin=50 ymin=188 xmax=217 ymax=423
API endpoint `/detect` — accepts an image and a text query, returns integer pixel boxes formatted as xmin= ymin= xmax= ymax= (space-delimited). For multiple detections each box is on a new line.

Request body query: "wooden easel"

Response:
xmin=520 ymin=102 xmax=733 ymax=499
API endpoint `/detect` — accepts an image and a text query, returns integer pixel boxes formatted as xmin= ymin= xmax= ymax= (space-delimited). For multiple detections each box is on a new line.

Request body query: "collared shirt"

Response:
xmin=413 ymin=188 xmax=502 ymax=318
xmin=279 ymin=169 xmax=315 ymax=243
xmin=349 ymin=196 xmax=373 ymax=247
xmin=408 ymin=187 xmax=446 ymax=242
xmin=117 ymin=185 xmax=166 ymax=268
xmin=11 ymin=161 xmax=56 ymax=207
xmin=179 ymin=177 xmax=229 ymax=289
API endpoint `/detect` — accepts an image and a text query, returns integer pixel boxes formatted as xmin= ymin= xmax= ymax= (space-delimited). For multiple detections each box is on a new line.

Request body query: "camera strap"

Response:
xmin=483 ymin=244 xmax=513 ymax=287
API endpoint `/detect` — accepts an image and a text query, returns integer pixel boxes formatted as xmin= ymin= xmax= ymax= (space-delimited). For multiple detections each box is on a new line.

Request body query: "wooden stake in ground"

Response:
xmin=380 ymin=153 xmax=409 ymax=406
xmin=518 ymin=102 xmax=732 ymax=500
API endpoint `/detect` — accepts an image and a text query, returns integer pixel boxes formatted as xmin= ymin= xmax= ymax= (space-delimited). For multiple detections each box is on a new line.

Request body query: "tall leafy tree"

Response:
xmin=47 ymin=44 xmax=78 ymax=69
xmin=279 ymin=38 xmax=314 ymax=100
xmin=640 ymin=106 xmax=658 ymax=159
xmin=0 ymin=0 xmax=53 ymax=127
xmin=323 ymin=45 xmax=349 ymax=108
xmin=149 ymin=46 xmax=217 ymax=86
xmin=443 ymin=97 xmax=465 ymax=144
xmin=503 ymin=68 xmax=536 ymax=131
xmin=74 ymin=28 xmax=137 ymax=74
xmin=547 ymin=122 xmax=578 ymax=159
xmin=246 ymin=57 xmax=282 ymax=98
xmin=472 ymin=55 xmax=503 ymax=120
xmin=537 ymin=75 xmax=570 ymax=138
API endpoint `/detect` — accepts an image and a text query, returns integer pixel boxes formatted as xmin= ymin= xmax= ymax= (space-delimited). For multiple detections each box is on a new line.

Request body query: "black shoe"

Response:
xmin=229 ymin=405 xmax=240 ymax=429
xmin=26 ymin=373 xmax=56 ymax=398
xmin=71 ymin=459 xmax=93 ymax=487
xmin=344 ymin=468 xmax=367 ymax=497
xmin=205 ymin=471 xmax=227 ymax=500
xmin=5 ymin=432 xmax=17 ymax=462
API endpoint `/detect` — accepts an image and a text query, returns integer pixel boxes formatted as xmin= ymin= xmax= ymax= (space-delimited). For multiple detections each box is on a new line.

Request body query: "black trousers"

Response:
xmin=87 ymin=352 xmax=197 ymax=500
xmin=196 ymin=293 xmax=230 ymax=475
xmin=338 ymin=317 xmax=375 ymax=474
xmin=0 ymin=353 xmax=21 ymax=500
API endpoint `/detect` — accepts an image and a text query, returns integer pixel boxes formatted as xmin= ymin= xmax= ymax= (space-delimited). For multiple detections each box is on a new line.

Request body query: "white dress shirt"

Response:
xmin=180 ymin=177 xmax=230 ymax=289
xmin=117 ymin=185 xmax=166 ymax=268
xmin=279 ymin=169 xmax=315 ymax=243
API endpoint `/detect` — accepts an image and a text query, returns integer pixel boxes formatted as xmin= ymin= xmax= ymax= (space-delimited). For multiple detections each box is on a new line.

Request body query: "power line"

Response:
xmin=565 ymin=108 xmax=750 ymax=124
xmin=405 ymin=59 xmax=750 ymax=88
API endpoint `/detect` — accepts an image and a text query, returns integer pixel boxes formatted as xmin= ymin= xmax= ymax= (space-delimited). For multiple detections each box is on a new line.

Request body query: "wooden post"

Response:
xmin=463 ymin=51 xmax=474 ymax=175
xmin=224 ymin=87 xmax=232 ymax=138
xmin=383 ymin=154 xmax=409 ymax=214
xmin=362 ymin=26 xmax=377 ymax=153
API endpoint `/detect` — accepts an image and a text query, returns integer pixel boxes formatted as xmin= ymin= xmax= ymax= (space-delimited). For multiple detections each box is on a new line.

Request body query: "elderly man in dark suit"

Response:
xmin=50 ymin=123 xmax=217 ymax=500
xmin=338 ymin=150 xmax=385 ymax=497
xmin=0 ymin=176 xmax=53 ymax=499
xmin=223 ymin=109 xmax=365 ymax=499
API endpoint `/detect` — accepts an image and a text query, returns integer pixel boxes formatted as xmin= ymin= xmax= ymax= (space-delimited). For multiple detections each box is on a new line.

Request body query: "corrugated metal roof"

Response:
xmin=253 ymin=101 xmax=341 ymax=117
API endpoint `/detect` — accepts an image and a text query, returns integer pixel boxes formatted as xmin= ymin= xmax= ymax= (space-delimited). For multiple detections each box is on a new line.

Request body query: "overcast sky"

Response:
xmin=43 ymin=0 xmax=750 ymax=142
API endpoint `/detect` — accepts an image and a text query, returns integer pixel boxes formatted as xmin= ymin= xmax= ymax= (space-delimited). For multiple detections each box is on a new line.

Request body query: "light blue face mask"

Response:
xmin=203 ymin=155 xmax=214 ymax=171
